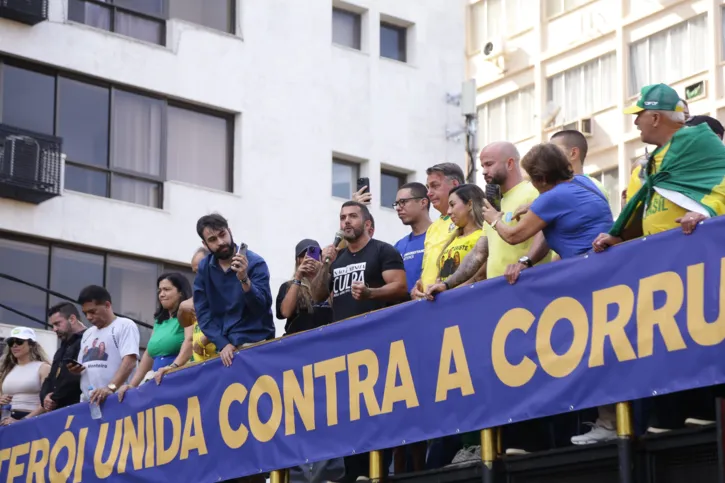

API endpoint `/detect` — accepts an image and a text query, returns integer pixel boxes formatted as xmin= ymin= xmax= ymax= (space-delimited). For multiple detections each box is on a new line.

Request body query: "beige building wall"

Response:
xmin=467 ymin=0 xmax=722 ymax=215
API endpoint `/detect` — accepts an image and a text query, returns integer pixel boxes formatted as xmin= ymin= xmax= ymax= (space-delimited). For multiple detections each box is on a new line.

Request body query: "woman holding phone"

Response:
xmin=276 ymin=239 xmax=332 ymax=335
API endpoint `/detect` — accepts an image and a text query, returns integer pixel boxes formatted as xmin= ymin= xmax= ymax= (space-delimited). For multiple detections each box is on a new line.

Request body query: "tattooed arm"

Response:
xmin=425 ymin=237 xmax=488 ymax=298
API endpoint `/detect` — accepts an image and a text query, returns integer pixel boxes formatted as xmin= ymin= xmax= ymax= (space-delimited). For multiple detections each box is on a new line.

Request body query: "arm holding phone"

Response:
xmin=279 ymin=255 xmax=321 ymax=319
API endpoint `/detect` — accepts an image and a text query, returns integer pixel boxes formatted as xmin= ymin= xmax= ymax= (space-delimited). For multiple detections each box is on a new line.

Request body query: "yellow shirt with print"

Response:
xmin=625 ymin=143 xmax=687 ymax=236
xmin=420 ymin=215 xmax=457 ymax=288
xmin=438 ymin=229 xmax=483 ymax=281
xmin=191 ymin=318 xmax=217 ymax=362
xmin=485 ymin=181 xmax=553 ymax=279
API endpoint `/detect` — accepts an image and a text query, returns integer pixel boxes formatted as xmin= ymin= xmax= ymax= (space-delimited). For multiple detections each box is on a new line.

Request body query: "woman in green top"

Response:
xmin=117 ymin=272 xmax=193 ymax=401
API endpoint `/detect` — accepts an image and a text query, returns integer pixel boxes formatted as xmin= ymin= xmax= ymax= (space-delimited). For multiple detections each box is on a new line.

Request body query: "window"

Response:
xmin=68 ymin=0 xmax=166 ymax=45
xmin=167 ymin=106 xmax=232 ymax=191
xmin=162 ymin=263 xmax=196 ymax=290
xmin=49 ymin=247 xmax=104 ymax=311
xmin=545 ymin=0 xmax=588 ymax=18
xmin=1 ymin=64 xmax=55 ymax=135
xmin=169 ymin=0 xmax=234 ymax=33
xmin=629 ymin=15 xmax=707 ymax=96
xmin=332 ymin=8 xmax=361 ymax=50
xmin=589 ymin=167 xmax=620 ymax=216
xmin=381 ymin=170 xmax=406 ymax=208
xmin=332 ymin=158 xmax=359 ymax=198
xmin=0 ymin=239 xmax=49 ymax=328
xmin=547 ymin=53 xmax=616 ymax=126
xmin=477 ymin=87 xmax=535 ymax=146
xmin=0 ymin=60 xmax=234 ymax=207
xmin=469 ymin=0 xmax=533 ymax=50
xmin=380 ymin=23 xmax=407 ymax=62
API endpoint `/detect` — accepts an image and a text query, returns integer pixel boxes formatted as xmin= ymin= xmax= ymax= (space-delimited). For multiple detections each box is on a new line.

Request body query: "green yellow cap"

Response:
xmin=623 ymin=84 xmax=684 ymax=114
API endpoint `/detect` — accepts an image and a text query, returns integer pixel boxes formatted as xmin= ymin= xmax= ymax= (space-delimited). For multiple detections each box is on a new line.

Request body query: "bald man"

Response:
xmin=427 ymin=141 xmax=552 ymax=294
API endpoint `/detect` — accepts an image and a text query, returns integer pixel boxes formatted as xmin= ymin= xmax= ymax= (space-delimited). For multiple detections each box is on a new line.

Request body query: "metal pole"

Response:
xmin=269 ymin=469 xmax=289 ymax=483
xmin=616 ymin=402 xmax=634 ymax=483
xmin=481 ymin=428 xmax=497 ymax=483
xmin=370 ymin=450 xmax=384 ymax=482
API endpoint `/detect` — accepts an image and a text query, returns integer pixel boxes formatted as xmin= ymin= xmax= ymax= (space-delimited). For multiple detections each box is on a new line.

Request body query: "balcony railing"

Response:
xmin=0 ymin=0 xmax=48 ymax=25
xmin=0 ymin=123 xmax=62 ymax=204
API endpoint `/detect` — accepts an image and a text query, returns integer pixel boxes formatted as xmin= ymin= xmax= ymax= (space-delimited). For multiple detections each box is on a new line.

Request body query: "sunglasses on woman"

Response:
xmin=5 ymin=338 xmax=27 ymax=348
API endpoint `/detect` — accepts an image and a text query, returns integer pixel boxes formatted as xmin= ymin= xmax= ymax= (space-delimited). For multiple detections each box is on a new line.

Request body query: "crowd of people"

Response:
xmin=1 ymin=83 xmax=725 ymax=482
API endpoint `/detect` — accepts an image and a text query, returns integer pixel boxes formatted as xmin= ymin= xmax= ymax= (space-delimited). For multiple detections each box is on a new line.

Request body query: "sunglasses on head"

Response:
xmin=6 ymin=338 xmax=27 ymax=347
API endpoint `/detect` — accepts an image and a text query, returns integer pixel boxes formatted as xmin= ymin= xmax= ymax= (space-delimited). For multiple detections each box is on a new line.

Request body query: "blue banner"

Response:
xmin=2 ymin=217 xmax=725 ymax=482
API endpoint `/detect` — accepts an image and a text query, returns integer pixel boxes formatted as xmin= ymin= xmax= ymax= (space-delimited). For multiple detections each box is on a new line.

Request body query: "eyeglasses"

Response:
xmin=6 ymin=338 xmax=26 ymax=348
xmin=392 ymin=197 xmax=425 ymax=208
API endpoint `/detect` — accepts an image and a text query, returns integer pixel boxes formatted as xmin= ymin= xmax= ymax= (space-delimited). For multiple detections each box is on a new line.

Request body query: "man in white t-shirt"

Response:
xmin=67 ymin=285 xmax=139 ymax=405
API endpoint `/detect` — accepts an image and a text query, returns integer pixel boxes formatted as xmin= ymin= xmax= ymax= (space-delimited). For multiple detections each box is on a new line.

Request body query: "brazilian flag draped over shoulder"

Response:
xmin=610 ymin=123 xmax=725 ymax=236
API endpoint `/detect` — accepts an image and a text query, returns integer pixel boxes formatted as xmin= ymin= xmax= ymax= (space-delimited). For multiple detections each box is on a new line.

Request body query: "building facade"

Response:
xmin=468 ymin=0 xmax=723 ymax=215
xmin=0 ymin=0 xmax=466 ymax=341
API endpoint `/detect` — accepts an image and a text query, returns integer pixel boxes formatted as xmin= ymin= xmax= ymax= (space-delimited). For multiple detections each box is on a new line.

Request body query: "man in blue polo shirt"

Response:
xmin=393 ymin=182 xmax=432 ymax=292
xmin=193 ymin=213 xmax=275 ymax=367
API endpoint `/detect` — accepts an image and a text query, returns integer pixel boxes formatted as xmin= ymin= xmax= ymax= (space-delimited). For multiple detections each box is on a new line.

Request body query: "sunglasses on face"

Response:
xmin=6 ymin=338 xmax=27 ymax=348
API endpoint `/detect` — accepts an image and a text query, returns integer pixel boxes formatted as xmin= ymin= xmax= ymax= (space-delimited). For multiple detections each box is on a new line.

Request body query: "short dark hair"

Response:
xmin=551 ymin=130 xmax=589 ymax=164
xmin=399 ymin=182 xmax=430 ymax=211
xmin=48 ymin=302 xmax=80 ymax=320
xmin=196 ymin=213 xmax=229 ymax=239
xmin=521 ymin=143 xmax=574 ymax=185
xmin=341 ymin=201 xmax=373 ymax=225
xmin=426 ymin=163 xmax=465 ymax=184
xmin=155 ymin=273 xmax=193 ymax=322
xmin=78 ymin=285 xmax=112 ymax=306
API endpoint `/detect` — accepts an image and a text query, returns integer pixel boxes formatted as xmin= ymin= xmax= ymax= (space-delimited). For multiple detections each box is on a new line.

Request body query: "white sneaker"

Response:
xmin=685 ymin=418 xmax=715 ymax=427
xmin=505 ymin=448 xmax=530 ymax=456
xmin=647 ymin=426 xmax=671 ymax=434
xmin=571 ymin=422 xmax=617 ymax=445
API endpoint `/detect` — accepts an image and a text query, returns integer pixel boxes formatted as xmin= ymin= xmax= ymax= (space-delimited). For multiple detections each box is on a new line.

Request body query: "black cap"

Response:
xmin=295 ymin=239 xmax=320 ymax=257
xmin=686 ymin=115 xmax=725 ymax=140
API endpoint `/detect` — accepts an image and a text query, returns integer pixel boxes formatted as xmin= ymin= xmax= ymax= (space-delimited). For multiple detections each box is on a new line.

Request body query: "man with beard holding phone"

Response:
xmin=193 ymin=214 xmax=275 ymax=368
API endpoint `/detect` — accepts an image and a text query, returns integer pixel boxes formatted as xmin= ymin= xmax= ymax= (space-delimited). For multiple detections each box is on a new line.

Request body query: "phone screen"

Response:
xmin=306 ymin=247 xmax=321 ymax=261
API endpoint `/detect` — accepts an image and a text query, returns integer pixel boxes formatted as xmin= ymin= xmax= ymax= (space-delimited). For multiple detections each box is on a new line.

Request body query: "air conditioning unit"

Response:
xmin=0 ymin=0 xmax=49 ymax=25
xmin=561 ymin=118 xmax=593 ymax=137
xmin=684 ymin=80 xmax=707 ymax=102
xmin=479 ymin=37 xmax=507 ymax=74
xmin=0 ymin=123 xmax=63 ymax=204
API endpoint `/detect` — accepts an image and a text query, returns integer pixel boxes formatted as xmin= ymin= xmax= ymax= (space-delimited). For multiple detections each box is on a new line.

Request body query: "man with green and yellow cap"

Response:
xmin=593 ymin=83 xmax=725 ymax=252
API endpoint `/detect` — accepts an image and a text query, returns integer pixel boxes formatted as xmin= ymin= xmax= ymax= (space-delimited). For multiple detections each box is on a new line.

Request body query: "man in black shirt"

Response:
xmin=311 ymin=201 xmax=407 ymax=483
xmin=40 ymin=302 xmax=86 ymax=411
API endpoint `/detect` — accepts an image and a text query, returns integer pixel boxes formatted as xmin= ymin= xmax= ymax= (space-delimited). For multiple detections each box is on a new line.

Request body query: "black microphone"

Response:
xmin=326 ymin=231 xmax=345 ymax=263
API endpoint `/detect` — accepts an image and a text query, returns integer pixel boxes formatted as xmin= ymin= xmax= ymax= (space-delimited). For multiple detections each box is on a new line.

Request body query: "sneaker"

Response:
xmin=450 ymin=445 xmax=481 ymax=464
xmin=685 ymin=418 xmax=715 ymax=427
xmin=646 ymin=426 xmax=671 ymax=434
xmin=504 ymin=448 xmax=530 ymax=456
xmin=571 ymin=422 xmax=617 ymax=445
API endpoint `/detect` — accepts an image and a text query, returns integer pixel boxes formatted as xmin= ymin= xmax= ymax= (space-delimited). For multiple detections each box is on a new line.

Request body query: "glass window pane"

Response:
xmin=64 ymin=164 xmax=109 ymax=197
xmin=162 ymin=263 xmax=195 ymax=292
xmin=546 ymin=0 xmax=563 ymax=17
xmin=111 ymin=174 xmax=160 ymax=207
xmin=49 ymin=247 xmax=104 ymax=317
xmin=167 ymin=107 xmax=229 ymax=191
xmin=58 ymin=78 xmax=110 ymax=167
xmin=380 ymin=23 xmax=406 ymax=62
xmin=601 ymin=167 xmax=620 ymax=216
xmin=115 ymin=11 xmax=164 ymax=45
xmin=114 ymin=0 xmax=164 ymax=16
xmin=0 ymin=238 xmax=49 ymax=329
xmin=486 ymin=0 xmax=502 ymax=39
xmin=381 ymin=172 xmax=404 ymax=208
xmin=169 ymin=0 xmax=231 ymax=32
xmin=470 ymin=2 xmax=484 ymax=50
xmin=629 ymin=41 xmax=648 ymax=95
xmin=2 ymin=65 xmax=55 ymax=135
xmin=112 ymin=90 xmax=162 ymax=176
xmin=68 ymin=0 xmax=111 ymax=31
xmin=106 ymin=255 xmax=160 ymax=349
xmin=332 ymin=8 xmax=361 ymax=49
xmin=332 ymin=160 xmax=358 ymax=198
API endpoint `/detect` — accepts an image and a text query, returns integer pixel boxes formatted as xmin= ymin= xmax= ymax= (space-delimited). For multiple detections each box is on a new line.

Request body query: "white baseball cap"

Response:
xmin=8 ymin=327 xmax=37 ymax=342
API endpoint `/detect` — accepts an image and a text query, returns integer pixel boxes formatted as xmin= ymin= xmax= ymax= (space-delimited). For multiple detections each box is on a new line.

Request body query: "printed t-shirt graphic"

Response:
xmin=438 ymin=229 xmax=483 ymax=281
xmin=78 ymin=316 xmax=140 ymax=393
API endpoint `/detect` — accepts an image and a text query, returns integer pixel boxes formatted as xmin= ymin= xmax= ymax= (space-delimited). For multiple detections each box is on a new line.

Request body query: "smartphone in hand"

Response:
xmin=237 ymin=243 xmax=248 ymax=258
xmin=306 ymin=246 xmax=321 ymax=261
xmin=357 ymin=177 xmax=370 ymax=194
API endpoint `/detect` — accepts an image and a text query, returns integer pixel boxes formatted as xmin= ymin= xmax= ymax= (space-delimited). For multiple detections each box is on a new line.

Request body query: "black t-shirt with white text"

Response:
xmin=329 ymin=238 xmax=405 ymax=322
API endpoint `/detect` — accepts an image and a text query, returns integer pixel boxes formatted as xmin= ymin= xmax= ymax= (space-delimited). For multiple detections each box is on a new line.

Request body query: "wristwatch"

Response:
xmin=518 ymin=256 xmax=533 ymax=268
xmin=107 ymin=383 xmax=117 ymax=393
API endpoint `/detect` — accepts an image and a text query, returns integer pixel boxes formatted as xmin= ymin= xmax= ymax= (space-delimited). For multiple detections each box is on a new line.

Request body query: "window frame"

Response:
xmin=477 ymin=86 xmax=536 ymax=146
xmin=331 ymin=158 xmax=360 ymax=199
xmin=380 ymin=169 xmax=407 ymax=209
xmin=0 ymin=58 xmax=235 ymax=207
xmin=332 ymin=7 xmax=362 ymax=50
xmin=168 ymin=0 xmax=236 ymax=34
xmin=380 ymin=21 xmax=407 ymax=62
xmin=69 ymin=0 xmax=168 ymax=46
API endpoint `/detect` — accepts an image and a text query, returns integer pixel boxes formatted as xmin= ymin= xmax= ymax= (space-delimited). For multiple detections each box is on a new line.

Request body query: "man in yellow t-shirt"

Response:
xmin=411 ymin=163 xmax=464 ymax=299
xmin=427 ymin=142 xmax=553 ymax=297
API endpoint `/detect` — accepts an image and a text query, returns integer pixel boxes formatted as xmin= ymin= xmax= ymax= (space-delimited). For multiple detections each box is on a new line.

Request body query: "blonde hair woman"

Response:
xmin=0 ymin=327 xmax=51 ymax=425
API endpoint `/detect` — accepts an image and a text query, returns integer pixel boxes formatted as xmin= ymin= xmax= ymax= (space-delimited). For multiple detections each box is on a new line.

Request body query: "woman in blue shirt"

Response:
xmin=482 ymin=142 xmax=613 ymax=259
